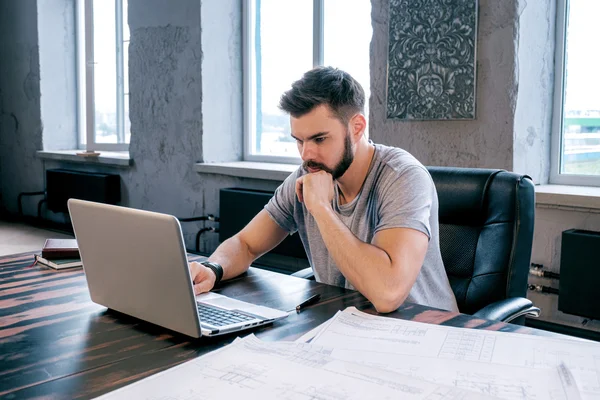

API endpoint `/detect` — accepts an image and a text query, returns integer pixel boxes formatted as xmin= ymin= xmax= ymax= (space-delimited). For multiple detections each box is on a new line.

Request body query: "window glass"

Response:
xmin=324 ymin=0 xmax=372 ymax=126
xmin=252 ymin=0 xmax=313 ymax=158
xmin=560 ymin=0 xmax=600 ymax=175
xmin=92 ymin=0 xmax=118 ymax=144
xmin=247 ymin=0 xmax=371 ymax=160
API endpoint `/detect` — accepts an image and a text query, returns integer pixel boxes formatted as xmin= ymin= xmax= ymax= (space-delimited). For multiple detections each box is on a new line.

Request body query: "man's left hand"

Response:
xmin=295 ymin=170 xmax=334 ymax=215
xmin=188 ymin=261 xmax=217 ymax=295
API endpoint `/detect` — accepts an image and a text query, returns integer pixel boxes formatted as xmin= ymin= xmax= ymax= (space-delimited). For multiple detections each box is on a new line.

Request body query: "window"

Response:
xmin=76 ymin=0 xmax=130 ymax=151
xmin=243 ymin=0 xmax=372 ymax=163
xmin=551 ymin=0 xmax=600 ymax=185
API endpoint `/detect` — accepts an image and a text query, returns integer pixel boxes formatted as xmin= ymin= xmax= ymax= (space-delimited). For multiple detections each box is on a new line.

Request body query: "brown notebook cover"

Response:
xmin=42 ymin=238 xmax=80 ymax=260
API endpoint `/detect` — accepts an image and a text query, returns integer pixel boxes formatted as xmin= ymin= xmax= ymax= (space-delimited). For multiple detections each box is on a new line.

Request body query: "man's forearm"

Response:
xmin=311 ymin=206 xmax=406 ymax=310
xmin=207 ymin=235 xmax=256 ymax=281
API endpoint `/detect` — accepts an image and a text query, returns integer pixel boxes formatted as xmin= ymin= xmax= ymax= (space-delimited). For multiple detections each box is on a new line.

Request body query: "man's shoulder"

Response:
xmin=370 ymin=144 xmax=436 ymax=204
xmin=373 ymin=143 xmax=428 ymax=175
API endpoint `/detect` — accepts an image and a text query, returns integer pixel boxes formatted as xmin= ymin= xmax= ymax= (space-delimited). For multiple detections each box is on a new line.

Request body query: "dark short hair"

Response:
xmin=278 ymin=66 xmax=365 ymax=124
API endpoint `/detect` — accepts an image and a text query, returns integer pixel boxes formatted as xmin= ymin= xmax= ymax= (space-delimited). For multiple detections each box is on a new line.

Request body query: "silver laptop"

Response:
xmin=67 ymin=198 xmax=288 ymax=338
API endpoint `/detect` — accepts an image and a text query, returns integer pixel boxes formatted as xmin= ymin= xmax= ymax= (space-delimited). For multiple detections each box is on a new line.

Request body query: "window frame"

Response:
xmin=550 ymin=0 xmax=600 ymax=186
xmin=242 ymin=0 xmax=324 ymax=164
xmin=76 ymin=0 xmax=129 ymax=152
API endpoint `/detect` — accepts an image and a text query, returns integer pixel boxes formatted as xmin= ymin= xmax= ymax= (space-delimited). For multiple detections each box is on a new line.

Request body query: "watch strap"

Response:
xmin=201 ymin=261 xmax=223 ymax=287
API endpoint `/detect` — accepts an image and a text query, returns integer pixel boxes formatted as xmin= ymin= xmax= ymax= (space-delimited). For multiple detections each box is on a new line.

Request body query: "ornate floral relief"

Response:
xmin=386 ymin=0 xmax=478 ymax=120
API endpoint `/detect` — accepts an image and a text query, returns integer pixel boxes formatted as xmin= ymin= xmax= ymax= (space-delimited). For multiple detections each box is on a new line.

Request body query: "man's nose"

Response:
xmin=300 ymin=142 xmax=315 ymax=160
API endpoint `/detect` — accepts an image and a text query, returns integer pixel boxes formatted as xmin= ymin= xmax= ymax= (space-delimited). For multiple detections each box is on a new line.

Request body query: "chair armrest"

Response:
xmin=291 ymin=267 xmax=315 ymax=280
xmin=472 ymin=297 xmax=540 ymax=323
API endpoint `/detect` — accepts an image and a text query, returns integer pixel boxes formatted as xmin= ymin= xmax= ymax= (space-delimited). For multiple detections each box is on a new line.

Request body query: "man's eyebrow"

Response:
xmin=290 ymin=132 xmax=329 ymax=141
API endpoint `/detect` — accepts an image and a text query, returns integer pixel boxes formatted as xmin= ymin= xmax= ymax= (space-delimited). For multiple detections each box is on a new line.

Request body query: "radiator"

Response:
xmin=46 ymin=169 xmax=121 ymax=213
xmin=218 ymin=188 xmax=307 ymax=260
xmin=558 ymin=229 xmax=600 ymax=319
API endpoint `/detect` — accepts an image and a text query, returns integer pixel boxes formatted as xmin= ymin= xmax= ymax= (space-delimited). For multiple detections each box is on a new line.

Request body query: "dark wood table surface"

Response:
xmin=0 ymin=251 xmax=559 ymax=399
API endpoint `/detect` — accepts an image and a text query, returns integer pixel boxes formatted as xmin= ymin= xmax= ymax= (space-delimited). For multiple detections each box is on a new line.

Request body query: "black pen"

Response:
xmin=296 ymin=294 xmax=321 ymax=312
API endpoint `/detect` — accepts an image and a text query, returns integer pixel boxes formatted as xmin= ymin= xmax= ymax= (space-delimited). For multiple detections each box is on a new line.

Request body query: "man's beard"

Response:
xmin=303 ymin=133 xmax=354 ymax=179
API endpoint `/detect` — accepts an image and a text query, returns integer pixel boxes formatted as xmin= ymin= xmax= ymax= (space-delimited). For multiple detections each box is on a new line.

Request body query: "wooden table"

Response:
xmin=0 ymin=251 xmax=556 ymax=399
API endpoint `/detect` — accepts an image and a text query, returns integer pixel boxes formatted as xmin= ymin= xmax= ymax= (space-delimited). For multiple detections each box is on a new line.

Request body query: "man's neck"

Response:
xmin=336 ymin=139 xmax=375 ymax=205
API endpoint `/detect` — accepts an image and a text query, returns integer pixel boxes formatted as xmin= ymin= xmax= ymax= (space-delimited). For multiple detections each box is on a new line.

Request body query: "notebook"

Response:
xmin=35 ymin=254 xmax=83 ymax=270
xmin=67 ymin=199 xmax=288 ymax=338
xmin=42 ymin=238 xmax=80 ymax=259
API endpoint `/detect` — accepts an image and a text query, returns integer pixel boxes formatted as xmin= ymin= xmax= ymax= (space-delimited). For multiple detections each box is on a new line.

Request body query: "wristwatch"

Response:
xmin=201 ymin=261 xmax=224 ymax=287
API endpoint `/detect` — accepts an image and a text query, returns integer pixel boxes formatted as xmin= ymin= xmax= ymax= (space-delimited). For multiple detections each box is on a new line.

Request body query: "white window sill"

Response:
xmin=194 ymin=161 xmax=298 ymax=181
xmin=37 ymin=150 xmax=132 ymax=168
xmin=536 ymin=184 xmax=600 ymax=212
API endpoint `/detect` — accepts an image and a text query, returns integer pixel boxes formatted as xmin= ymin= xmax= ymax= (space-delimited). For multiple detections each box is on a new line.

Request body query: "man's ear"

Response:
xmin=349 ymin=113 xmax=367 ymax=142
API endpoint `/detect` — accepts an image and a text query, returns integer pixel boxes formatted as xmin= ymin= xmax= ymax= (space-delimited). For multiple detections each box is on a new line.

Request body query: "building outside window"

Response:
xmin=76 ymin=0 xmax=130 ymax=152
xmin=552 ymin=0 xmax=600 ymax=185
xmin=243 ymin=0 xmax=372 ymax=163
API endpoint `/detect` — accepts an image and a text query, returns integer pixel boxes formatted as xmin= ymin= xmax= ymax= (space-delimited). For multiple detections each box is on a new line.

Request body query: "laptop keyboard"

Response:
xmin=197 ymin=302 xmax=256 ymax=327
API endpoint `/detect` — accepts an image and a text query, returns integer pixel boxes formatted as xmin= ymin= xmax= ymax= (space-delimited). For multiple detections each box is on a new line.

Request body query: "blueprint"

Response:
xmin=310 ymin=308 xmax=592 ymax=400
xmin=294 ymin=315 xmax=335 ymax=343
xmin=94 ymin=335 xmax=499 ymax=400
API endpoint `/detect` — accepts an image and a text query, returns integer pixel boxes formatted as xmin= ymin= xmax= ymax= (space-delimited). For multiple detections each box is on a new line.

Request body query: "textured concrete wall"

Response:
xmin=201 ymin=0 xmax=243 ymax=162
xmin=370 ymin=0 xmax=554 ymax=181
xmin=38 ymin=0 xmax=78 ymax=151
xmin=0 ymin=0 xmax=45 ymax=215
xmin=124 ymin=0 xmax=217 ymax=249
xmin=513 ymin=0 xmax=555 ymax=184
xmin=123 ymin=0 xmax=279 ymax=251
xmin=127 ymin=0 xmax=204 ymax=213
xmin=370 ymin=0 xmax=518 ymax=169
xmin=130 ymin=0 xmax=278 ymax=251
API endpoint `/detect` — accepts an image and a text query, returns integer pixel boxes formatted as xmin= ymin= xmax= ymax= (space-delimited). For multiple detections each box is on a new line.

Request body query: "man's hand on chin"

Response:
xmin=295 ymin=170 xmax=334 ymax=216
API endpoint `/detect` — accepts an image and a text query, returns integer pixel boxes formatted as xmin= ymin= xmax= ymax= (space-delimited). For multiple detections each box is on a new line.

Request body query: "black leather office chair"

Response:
xmin=292 ymin=167 xmax=540 ymax=324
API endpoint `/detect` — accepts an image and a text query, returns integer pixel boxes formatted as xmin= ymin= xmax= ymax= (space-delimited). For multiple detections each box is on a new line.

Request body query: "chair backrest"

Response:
xmin=427 ymin=167 xmax=535 ymax=314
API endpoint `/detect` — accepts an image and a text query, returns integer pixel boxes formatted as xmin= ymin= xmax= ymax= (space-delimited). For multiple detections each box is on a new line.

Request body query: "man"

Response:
xmin=190 ymin=66 xmax=458 ymax=313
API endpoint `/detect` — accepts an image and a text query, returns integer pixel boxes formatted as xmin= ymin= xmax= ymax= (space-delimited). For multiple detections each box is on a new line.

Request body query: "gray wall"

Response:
xmin=123 ymin=0 xmax=279 ymax=251
xmin=201 ymin=0 xmax=243 ymax=162
xmin=0 ymin=0 xmax=45 ymax=216
xmin=513 ymin=0 xmax=555 ymax=184
xmin=370 ymin=0 xmax=518 ymax=170
xmin=370 ymin=0 xmax=554 ymax=185
xmin=126 ymin=0 xmax=204 ymax=214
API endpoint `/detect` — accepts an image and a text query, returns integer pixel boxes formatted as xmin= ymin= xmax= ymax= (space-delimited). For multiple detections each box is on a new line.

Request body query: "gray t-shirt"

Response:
xmin=265 ymin=143 xmax=458 ymax=312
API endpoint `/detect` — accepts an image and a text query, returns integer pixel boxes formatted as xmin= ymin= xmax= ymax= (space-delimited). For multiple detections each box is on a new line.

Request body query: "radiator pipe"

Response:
xmin=529 ymin=267 xmax=560 ymax=280
xmin=196 ymin=227 xmax=219 ymax=253
xmin=530 ymin=263 xmax=560 ymax=280
xmin=17 ymin=191 xmax=46 ymax=216
xmin=37 ymin=199 xmax=47 ymax=219
xmin=178 ymin=214 xmax=219 ymax=222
